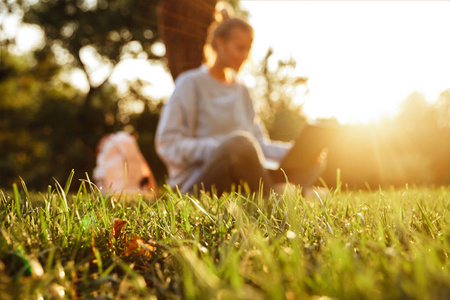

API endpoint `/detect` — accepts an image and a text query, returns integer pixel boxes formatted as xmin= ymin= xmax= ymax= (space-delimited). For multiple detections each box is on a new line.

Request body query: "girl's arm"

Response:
xmin=155 ymin=75 xmax=221 ymax=169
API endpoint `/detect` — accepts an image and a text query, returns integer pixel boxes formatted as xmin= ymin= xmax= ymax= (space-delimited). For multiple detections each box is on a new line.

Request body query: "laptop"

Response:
xmin=263 ymin=123 xmax=341 ymax=171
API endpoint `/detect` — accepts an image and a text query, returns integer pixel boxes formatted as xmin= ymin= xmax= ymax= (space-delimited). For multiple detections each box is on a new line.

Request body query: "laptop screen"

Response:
xmin=280 ymin=124 xmax=340 ymax=170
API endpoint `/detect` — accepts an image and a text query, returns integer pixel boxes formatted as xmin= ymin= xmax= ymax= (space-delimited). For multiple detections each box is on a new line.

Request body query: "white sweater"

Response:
xmin=155 ymin=65 xmax=291 ymax=191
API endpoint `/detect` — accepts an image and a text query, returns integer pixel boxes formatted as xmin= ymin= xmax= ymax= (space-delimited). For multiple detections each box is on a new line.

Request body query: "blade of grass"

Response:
xmin=64 ymin=169 xmax=75 ymax=196
xmin=13 ymin=183 xmax=21 ymax=218
xmin=188 ymin=196 xmax=216 ymax=225
xmin=20 ymin=177 xmax=32 ymax=211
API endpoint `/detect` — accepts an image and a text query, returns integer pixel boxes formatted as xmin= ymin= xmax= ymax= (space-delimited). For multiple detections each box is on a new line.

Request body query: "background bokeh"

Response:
xmin=1 ymin=0 xmax=450 ymax=190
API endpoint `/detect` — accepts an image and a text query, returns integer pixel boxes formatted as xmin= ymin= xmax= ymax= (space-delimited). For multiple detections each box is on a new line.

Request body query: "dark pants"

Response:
xmin=187 ymin=131 xmax=326 ymax=196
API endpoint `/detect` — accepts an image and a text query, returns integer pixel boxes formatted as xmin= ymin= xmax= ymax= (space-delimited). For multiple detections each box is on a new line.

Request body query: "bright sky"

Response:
xmin=240 ymin=0 xmax=450 ymax=124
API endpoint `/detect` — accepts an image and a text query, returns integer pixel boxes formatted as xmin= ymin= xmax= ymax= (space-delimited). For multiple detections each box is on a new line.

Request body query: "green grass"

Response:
xmin=1 ymin=172 xmax=449 ymax=299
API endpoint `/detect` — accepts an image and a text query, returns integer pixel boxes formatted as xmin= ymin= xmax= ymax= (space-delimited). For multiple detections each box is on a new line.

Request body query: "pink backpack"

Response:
xmin=93 ymin=132 xmax=158 ymax=195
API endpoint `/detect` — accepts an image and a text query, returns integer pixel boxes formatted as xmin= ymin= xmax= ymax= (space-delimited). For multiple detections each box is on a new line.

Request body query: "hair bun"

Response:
xmin=215 ymin=2 xmax=235 ymax=23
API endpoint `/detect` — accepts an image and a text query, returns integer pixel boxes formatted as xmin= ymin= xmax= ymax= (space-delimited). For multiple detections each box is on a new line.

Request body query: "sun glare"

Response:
xmin=241 ymin=1 xmax=450 ymax=124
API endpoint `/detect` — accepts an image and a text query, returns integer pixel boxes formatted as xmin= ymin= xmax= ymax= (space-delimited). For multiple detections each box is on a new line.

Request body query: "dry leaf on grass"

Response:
xmin=110 ymin=218 xmax=156 ymax=257
xmin=121 ymin=237 xmax=156 ymax=257
xmin=111 ymin=218 xmax=127 ymax=239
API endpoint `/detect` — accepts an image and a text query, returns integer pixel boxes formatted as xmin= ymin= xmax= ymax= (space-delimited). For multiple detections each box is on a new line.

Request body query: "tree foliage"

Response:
xmin=0 ymin=0 xmax=171 ymax=189
xmin=251 ymin=48 xmax=308 ymax=142
xmin=0 ymin=49 xmax=164 ymax=189
xmin=23 ymin=0 xmax=160 ymax=89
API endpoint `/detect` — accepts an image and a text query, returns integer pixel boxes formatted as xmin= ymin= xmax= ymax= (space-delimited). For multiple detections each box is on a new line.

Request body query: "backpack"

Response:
xmin=93 ymin=131 xmax=158 ymax=195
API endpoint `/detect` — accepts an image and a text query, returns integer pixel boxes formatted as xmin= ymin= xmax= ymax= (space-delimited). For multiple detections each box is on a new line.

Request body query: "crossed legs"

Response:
xmin=185 ymin=131 xmax=326 ymax=196
xmin=186 ymin=131 xmax=274 ymax=195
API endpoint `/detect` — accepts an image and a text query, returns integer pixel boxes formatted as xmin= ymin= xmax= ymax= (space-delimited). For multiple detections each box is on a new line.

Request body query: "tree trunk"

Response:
xmin=158 ymin=0 xmax=217 ymax=81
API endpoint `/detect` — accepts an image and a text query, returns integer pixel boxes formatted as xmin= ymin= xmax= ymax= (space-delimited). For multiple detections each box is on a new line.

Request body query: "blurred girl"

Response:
xmin=155 ymin=16 xmax=323 ymax=195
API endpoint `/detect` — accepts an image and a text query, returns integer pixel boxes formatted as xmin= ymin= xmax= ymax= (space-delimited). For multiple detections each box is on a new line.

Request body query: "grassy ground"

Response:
xmin=1 ymin=172 xmax=449 ymax=299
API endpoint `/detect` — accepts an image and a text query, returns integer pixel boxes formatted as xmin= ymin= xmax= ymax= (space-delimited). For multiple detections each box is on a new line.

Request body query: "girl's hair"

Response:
xmin=211 ymin=17 xmax=254 ymax=50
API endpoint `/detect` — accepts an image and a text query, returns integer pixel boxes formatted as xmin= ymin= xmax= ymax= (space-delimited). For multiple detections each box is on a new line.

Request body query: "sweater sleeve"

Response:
xmin=155 ymin=75 xmax=221 ymax=169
